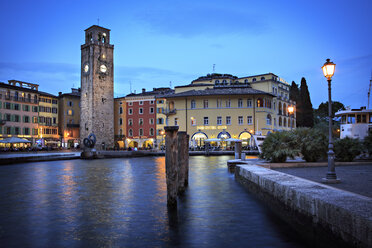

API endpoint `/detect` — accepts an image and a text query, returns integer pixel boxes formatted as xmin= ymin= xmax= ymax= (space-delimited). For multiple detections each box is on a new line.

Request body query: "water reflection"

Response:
xmin=0 ymin=156 xmax=306 ymax=248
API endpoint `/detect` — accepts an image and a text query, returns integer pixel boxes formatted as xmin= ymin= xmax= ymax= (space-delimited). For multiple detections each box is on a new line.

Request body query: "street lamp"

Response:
xmin=321 ymin=58 xmax=340 ymax=183
xmin=288 ymin=106 xmax=294 ymax=130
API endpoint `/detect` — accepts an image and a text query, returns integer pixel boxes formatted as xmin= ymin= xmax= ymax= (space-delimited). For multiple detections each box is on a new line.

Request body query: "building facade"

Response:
xmin=114 ymin=97 xmax=126 ymax=149
xmin=38 ymin=92 xmax=59 ymax=147
xmin=0 ymin=80 xmax=39 ymax=147
xmin=163 ymin=73 xmax=296 ymax=148
xmin=58 ymin=88 xmax=81 ymax=148
xmin=80 ymin=25 xmax=114 ymax=149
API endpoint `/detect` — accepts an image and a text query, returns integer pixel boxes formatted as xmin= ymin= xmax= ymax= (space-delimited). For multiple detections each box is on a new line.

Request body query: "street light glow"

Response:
xmin=322 ymin=58 xmax=336 ymax=80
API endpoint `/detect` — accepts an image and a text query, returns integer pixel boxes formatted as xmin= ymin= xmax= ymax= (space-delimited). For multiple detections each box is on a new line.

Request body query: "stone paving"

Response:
xmin=273 ymin=164 xmax=372 ymax=198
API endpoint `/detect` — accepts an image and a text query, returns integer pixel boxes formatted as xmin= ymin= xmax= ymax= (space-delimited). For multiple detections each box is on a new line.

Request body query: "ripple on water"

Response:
xmin=0 ymin=156 xmax=307 ymax=248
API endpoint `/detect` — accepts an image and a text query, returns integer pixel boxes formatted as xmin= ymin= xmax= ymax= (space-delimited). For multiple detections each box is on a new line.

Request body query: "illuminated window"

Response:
xmin=67 ymin=109 xmax=73 ymax=116
xmin=191 ymin=118 xmax=196 ymax=126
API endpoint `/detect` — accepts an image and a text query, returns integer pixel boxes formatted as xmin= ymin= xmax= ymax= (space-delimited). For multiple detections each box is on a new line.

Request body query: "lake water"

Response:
xmin=0 ymin=156 xmax=307 ymax=247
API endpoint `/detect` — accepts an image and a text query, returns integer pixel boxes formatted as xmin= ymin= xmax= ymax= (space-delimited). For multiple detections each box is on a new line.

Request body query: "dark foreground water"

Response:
xmin=0 ymin=156 xmax=307 ymax=248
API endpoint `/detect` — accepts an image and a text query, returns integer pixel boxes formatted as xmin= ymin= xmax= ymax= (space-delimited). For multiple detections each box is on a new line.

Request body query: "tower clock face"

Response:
xmin=84 ymin=64 xmax=89 ymax=73
xmin=100 ymin=64 xmax=107 ymax=73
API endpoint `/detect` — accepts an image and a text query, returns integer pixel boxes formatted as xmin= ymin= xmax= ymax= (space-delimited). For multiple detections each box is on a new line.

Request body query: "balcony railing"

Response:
xmin=164 ymin=108 xmax=177 ymax=116
xmin=67 ymin=123 xmax=80 ymax=128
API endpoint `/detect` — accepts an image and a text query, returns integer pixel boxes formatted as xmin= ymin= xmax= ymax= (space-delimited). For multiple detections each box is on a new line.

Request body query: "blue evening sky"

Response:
xmin=0 ymin=0 xmax=371 ymax=109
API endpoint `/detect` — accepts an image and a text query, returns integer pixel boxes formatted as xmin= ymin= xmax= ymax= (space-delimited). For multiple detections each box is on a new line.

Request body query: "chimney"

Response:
xmin=142 ymin=88 xmax=146 ymax=93
xmin=58 ymin=92 xmax=62 ymax=96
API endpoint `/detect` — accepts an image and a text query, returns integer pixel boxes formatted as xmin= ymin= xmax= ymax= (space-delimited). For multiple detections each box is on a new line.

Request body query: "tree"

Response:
xmin=289 ymin=81 xmax=300 ymax=126
xmin=299 ymin=77 xmax=314 ymax=127
xmin=314 ymin=101 xmax=345 ymax=123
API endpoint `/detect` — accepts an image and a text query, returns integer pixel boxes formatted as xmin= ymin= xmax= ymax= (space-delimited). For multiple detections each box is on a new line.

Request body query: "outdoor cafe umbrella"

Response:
xmin=204 ymin=138 xmax=221 ymax=142
xmin=0 ymin=137 xmax=31 ymax=143
xmin=224 ymin=138 xmax=242 ymax=142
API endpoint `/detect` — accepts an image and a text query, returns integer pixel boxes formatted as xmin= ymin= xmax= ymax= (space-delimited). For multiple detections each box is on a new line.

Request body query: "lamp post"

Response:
xmin=321 ymin=58 xmax=340 ymax=183
xmin=288 ymin=106 xmax=294 ymax=130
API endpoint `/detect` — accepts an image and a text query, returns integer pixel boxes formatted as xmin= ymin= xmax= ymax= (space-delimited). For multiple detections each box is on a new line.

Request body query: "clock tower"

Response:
xmin=80 ymin=25 xmax=114 ymax=149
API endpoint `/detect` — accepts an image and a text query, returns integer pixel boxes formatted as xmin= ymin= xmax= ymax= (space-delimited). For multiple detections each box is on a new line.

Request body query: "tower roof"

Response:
xmin=84 ymin=25 xmax=111 ymax=32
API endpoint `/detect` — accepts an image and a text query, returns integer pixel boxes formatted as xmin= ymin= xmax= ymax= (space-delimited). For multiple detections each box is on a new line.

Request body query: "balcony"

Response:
xmin=67 ymin=123 xmax=80 ymax=128
xmin=164 ymin=108 xmax=177 ymax=116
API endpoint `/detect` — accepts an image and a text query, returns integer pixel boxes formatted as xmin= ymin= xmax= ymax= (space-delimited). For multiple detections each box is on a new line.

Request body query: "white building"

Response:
xmin=335 ymin=107 xmax=372 ymax=139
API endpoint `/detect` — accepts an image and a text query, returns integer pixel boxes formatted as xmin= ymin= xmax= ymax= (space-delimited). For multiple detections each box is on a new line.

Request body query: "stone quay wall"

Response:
xmin=235 ymin=164 xmax=372 ymax=248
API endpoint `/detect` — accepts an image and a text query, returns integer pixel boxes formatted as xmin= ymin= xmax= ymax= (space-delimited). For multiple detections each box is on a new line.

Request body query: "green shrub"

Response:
xmin=260 ymin=131 xmax=299 ymax=163
xmin=334 ymin=137 xmax=362 ymax=162
xmin=363 ymin=130 xmax=372 ymax=156
xmin=293 ymin=128 xmax=328 ymax=162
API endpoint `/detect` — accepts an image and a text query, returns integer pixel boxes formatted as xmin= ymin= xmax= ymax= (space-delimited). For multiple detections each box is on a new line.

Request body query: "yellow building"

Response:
xmin=164 ymin=73 xmax=295 ymax=148
xmin=114 ymin=97 xmax=126 ymax=149
xmin=58 ymin=88 xmax=81 ymax=148
xmin=155 ymin=96 xmax=168 ymax=149
xmin=38 ymin=92 xmax=59 ymax=147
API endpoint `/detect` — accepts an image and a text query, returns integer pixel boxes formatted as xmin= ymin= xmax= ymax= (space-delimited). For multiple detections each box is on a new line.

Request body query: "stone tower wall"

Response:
xmin=80 ymin=26 xmax=114 ymax=149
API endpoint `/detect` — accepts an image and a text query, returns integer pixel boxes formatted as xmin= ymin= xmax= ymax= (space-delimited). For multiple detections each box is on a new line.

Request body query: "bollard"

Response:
xmin=241 ymin=152 xmax=246 ymax=161
xmin=177 ymin=132 xmax=189 ymax=195
xmin=234 ymin=141 xmax=242 ymax=159
xmin=165 ymin=126 xmax=179 ymax=209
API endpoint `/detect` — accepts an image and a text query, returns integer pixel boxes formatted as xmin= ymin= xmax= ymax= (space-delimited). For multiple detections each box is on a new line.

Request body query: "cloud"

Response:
xmin=0 ymin=62 xmax=80 ymax=95
xmin=0 ymin=61 xmax=198 ymax=97
xmin=114 ymin=65 xmax=197 ymax=97
xmin=130 ymin=1 xmax=267 ymax=37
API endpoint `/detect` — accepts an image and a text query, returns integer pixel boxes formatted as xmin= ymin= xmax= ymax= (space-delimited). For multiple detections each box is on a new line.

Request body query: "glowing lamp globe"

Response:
xmin=322 ymin=59 xmax=336 ymax=80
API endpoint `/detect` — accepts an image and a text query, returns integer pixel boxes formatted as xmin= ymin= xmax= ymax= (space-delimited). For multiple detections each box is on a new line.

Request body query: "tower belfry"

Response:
xmin=80 ymin=25 xmax=114 ymax=149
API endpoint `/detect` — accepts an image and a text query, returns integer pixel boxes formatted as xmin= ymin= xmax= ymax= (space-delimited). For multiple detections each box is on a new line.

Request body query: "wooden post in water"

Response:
xmin=235 ymin=141 xmax=242 ymax=159
xmin=177 ymin=132 xmax=189 ymax=194
xmin=165 ymin=126 xmax=179 ymax=209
